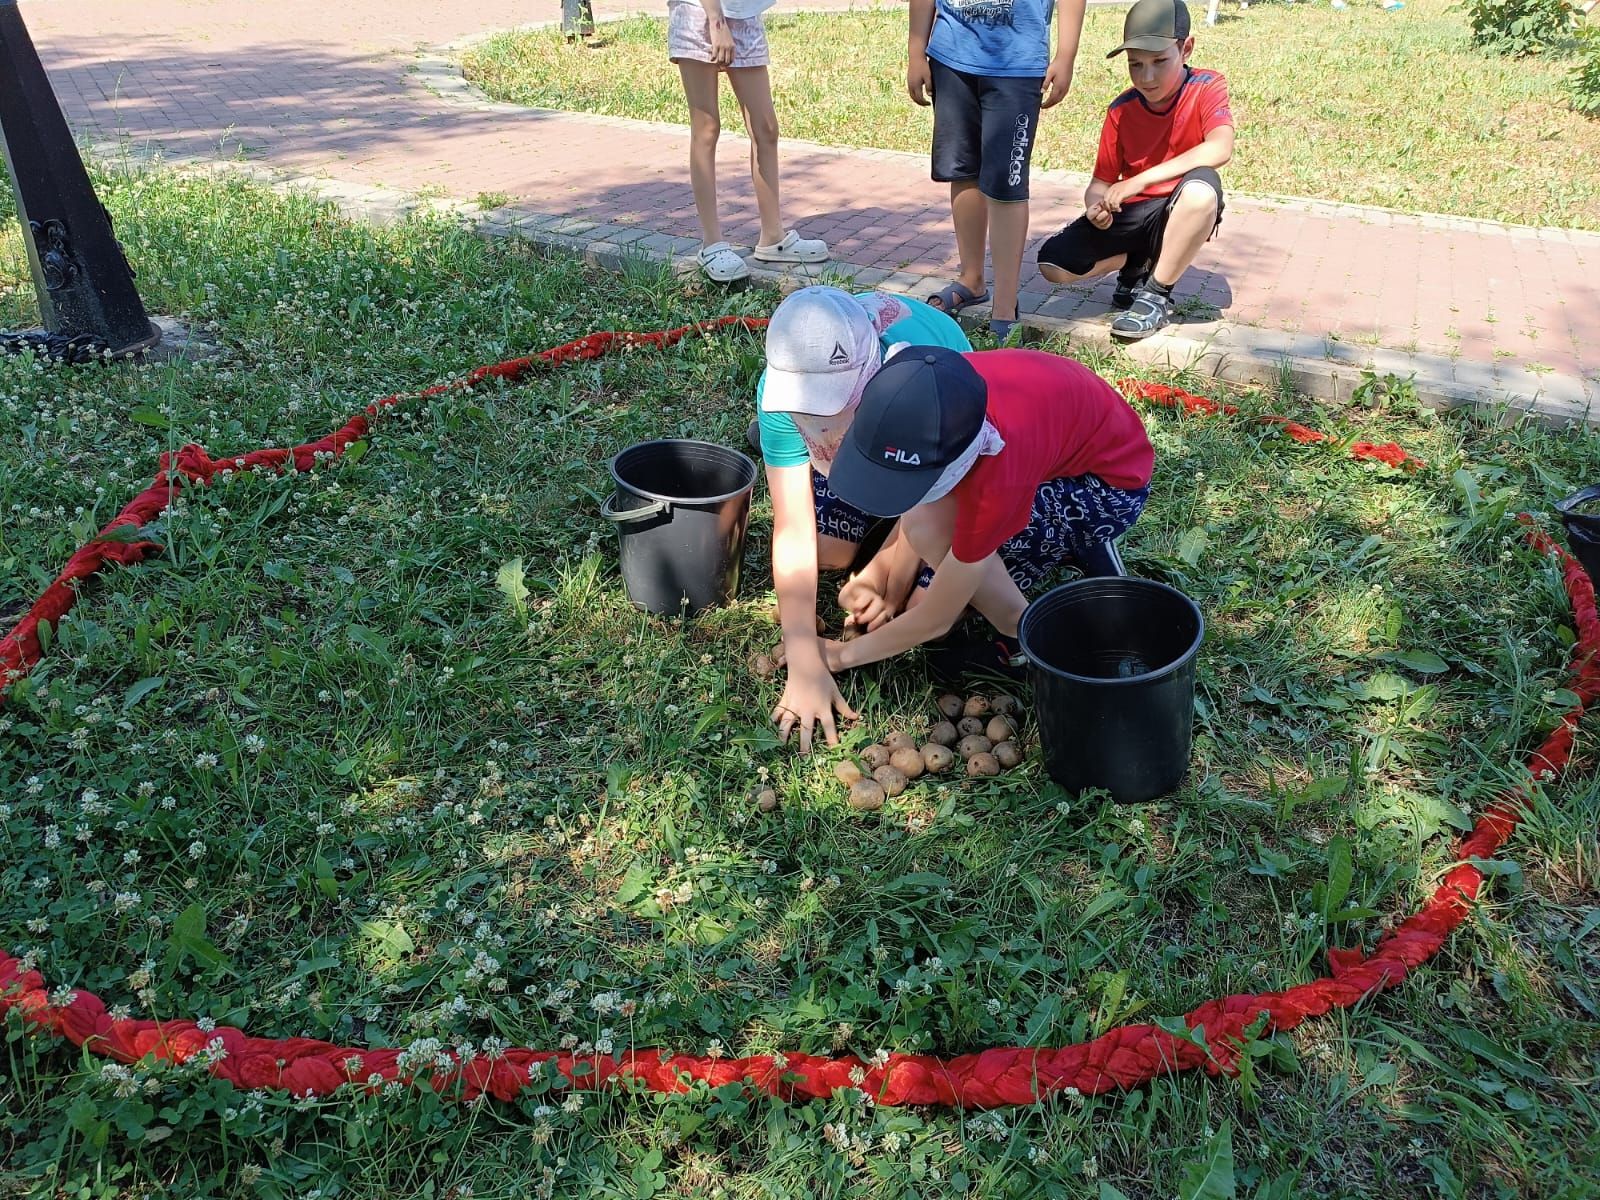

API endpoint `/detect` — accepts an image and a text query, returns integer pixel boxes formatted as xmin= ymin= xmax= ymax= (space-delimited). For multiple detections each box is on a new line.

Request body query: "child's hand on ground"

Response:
xmin=907 ymin=54 xmax=932 ymax=106
xmin=708 ymin=18 xmax=735 ymax=66
xmin=1087 ymin=201 xmax=1113 ymax=230
xmin=770 ymin=653 xmax=858 ymax=752
xmin=1041 ymin=55 xmax=1074 ymax=109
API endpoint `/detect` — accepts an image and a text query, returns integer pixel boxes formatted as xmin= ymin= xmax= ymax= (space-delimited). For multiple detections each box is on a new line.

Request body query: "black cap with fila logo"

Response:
xmin=827 ymin=346 xmax=988 ymax=517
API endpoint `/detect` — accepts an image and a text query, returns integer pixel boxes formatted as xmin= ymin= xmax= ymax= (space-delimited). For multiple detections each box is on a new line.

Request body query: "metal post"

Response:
xmin=0 ymin=0 xmax=157 ymax=356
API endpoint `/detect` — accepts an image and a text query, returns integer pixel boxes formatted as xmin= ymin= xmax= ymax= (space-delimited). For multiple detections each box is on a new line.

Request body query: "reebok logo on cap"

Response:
xmin=828 ymin=341 xmax=850 ymax=366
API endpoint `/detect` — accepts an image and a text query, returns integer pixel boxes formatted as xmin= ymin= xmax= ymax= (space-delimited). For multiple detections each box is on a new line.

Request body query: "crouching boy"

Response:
xmin=817 ymin=346 xmax=1153 ymax=679
xmin=1035 ymin=0 xmax=1234 ymax=340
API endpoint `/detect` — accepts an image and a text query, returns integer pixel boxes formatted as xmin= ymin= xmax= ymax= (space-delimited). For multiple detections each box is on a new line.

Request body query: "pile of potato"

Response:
xmin=834 ymin=692 xmax=1025 ymax=811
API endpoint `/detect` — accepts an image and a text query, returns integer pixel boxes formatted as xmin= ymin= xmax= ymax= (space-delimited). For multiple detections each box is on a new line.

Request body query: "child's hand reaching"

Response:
xmin=708 ymin=16 xmax=735 ymax=66
xmin=1087 ymin=200 xmax=1113 ymax=230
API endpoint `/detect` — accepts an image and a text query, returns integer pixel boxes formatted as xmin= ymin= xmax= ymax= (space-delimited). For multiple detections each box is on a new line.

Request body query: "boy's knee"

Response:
xmin=1172 ymin=180 xmax=1219 ymax=217
xmin=749 ymin=110 xmax=780 ymax=146
xmin=690 ymin=113 xmax=721 ymax=142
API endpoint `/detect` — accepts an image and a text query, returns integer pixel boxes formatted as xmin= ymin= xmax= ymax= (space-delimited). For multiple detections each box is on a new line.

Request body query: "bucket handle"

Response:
xmin=601 ymin=491 xmax=670 ymax=523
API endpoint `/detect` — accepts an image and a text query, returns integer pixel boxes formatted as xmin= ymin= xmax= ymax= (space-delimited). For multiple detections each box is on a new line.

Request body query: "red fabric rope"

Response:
xmin=0 ymin=317 xmax=767 ymax=696
xmin=3 ymin=324 xmax=1591 ymax=1108
xmin=1116 ymin=379 xmax=1426 ymax=472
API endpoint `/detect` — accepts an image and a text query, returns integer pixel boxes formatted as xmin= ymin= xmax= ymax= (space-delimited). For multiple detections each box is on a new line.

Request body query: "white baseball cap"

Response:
xmin=760 ymin=286 xmax=882 ymax=417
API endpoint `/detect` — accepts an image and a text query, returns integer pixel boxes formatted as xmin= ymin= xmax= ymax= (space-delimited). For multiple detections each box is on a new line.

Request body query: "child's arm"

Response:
xmin=837 ymin=522 xmax=923 ymax=632
xmin=768 ymin=463 xmax=859 ymax=751
xmin=907 ymin=0 xmax=937 ymax=106
xmin=1042 ymin=0 xmax=1087 ymax=108
xmin=823 ymin=552 xmax=989 ymax=670
xmin=1103 ymin=126 xmax=1233 ymax=210
xmin=701 ymin=0 xmax=735 ymax=66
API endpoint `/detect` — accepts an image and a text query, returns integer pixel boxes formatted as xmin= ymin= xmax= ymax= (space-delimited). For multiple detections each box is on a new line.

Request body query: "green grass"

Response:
xmin=3 ymin=166 xmax=1600 ymax=1199
xmin=461 ymin=0 xmax=1600 ymax=229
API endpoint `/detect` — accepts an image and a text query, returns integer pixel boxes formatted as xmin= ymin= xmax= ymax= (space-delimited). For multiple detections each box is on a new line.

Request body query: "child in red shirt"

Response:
xmin=819 ymin=346 xmax=1152 ymax=681
xmin=1036 ymin=0 xmax=1234 ymax=340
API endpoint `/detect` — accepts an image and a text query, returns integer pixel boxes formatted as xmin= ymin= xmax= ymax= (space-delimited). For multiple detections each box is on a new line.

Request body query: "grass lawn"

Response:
xmin=461 ymin=0 xmax=1600 ymax=230
xmin=3 ymin=167 xmax=1600 ymax=1199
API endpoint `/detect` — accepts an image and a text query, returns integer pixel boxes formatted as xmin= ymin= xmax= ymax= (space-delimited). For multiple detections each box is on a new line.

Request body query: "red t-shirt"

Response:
xmin=1094 ymin=68 xmax=1232 ymax=203
xmin=950 ymin=350 xmax=1154 ymax=564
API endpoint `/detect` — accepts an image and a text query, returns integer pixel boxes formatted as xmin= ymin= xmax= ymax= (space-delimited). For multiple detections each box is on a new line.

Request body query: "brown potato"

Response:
xmin=936 ymin=693 xmax=964 ymax=720
xmin=986 ymin=715 xmax=1017 ymax=744
xmin=839 ymin=624 xmax=863 ymax=643
xmin=966 ymin=752 xmax=1001 ymax=777
xmin=921 ymin=743 xmax=956 ymax=774
xmin=848 ymin=780 xmax=886 ymax=811
xmin=889 ymin=747 xmax=926 ymax=779
xmin=957 ymin=716 xmax=986 ymax=738
xmin=749 ymin=651 xmax=776 ymax=680
xmin=991 ymin=694 xmax=1021 ymax=716
xmin=872 ymin=765 xmax=909 ymax=797
xmin=992 ymin=741 xmax=1023 ymax=770
xmin=884 ymin=731 xmax=917 ymax=753
xmin=834 ymin=760 xmax=864 ymax=787
xmin=754 ymin=788 xmax=779 ymax=812
xmin=962 ymin=695 xmax=992 ymax=719
xmin=860 ymin=744 xmax=891 ymax=769
xmin=929 ymin=720 xmax=959 ymax=747
xmin=957 ymin=734 xmax=993 ymax=759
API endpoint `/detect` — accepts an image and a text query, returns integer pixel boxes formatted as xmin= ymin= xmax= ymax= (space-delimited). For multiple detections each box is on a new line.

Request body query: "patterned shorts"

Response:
xmin=667 ymin=2 xmax=770 ymax=68
xmin=812 ymin=469 xmax=1149 ymax=594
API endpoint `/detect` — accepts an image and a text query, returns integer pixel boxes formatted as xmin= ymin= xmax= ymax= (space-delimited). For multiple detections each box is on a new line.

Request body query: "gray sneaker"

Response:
xmin=1110 ymin=286 xmax=1174 ymax=340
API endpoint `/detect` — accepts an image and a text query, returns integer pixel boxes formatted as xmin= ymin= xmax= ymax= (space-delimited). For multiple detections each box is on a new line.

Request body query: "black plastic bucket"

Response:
xmin=1555 ymin=485 xmax=1600 ymax=588
xmin=602 ymin=439 xmax=756 ymax=616
xmin=1017 ymin=577 xmax=1204 ymax=804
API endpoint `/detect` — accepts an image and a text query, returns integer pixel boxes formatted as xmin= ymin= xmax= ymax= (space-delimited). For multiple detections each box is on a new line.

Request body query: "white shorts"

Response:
xmin=667 ymin=1 xmax=770 ymax=69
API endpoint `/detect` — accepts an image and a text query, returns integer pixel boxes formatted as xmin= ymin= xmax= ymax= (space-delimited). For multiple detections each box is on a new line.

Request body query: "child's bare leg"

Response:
xmin=950 ymin=180 xmax=989 ymax=298
xmin=1038 ymin=253 xmax=1126 ymax=286
xmin=1150 ymin=181 xmax=1220 ymax=289
xmin=727 ymin=67 xmax=785 ymax=246
xmin=902 ymin=505 xmax=1027 ymax=635
xmin=678 ymin=62 xmax=724 ymax=245
xmin=986 ymin=198 xmax=1029 ymax=321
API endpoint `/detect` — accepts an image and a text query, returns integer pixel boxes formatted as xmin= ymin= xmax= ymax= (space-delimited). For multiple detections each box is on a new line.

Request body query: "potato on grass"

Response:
xmin=889 ymin=747 xmax=926 ymax=779
xmin=992 ymin=694 xmax=1021 ymax=716
xmin=834 ymin=760 xmax=864 ymax=787
xmin=921 ymin=743 xmax=955 ymax=774
xmin=936 ymin=693 xmax=964 ymax=720
xmin=986 ymin=715 xmax=1017 ymax=744
xmin=962 ymin=696 xmax=992 ymax=719
xmin=884 ymin=731 xmax=917 ymax=753
xmin=957 ymin=734 xmax=993 ymax=759
xmin=860 ymin=743 xmax=891 ymax=769
xmin=754 ymin=788 xmax=779 ymax=812
xmin=966 ymin=752 xmax=1001 ymax=777
xmin=929 ymin=720 xmax=959 ymax=747
xmin=848 ymin=780 xmax=886 ymax=811
xmin=993 ymin=741 xmax=1023 ymax=770
xmin=957 ymin=716 xmax=986 ymax=738
xmin=872 ymin=765 xmax=909 ymax=797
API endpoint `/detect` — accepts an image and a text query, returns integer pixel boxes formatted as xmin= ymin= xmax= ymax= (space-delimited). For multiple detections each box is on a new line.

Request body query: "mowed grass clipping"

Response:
xmin=462 ymin=0 xmax=1600 ymax=229
xmin=2 ymin=167 xmax=1599 ymax=1199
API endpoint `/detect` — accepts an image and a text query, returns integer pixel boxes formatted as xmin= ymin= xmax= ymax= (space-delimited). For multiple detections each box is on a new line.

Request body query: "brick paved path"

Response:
xmin=18 ymin=0 xmax=1598 ymax=413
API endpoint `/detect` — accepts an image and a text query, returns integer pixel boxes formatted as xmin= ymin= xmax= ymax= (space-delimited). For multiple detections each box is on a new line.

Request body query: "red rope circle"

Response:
xmin=2 ymin=322 xmax=1594 ymax=1109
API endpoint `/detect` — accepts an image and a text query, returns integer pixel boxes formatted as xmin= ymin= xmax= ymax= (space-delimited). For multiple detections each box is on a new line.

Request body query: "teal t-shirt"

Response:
xmin=757 ymin=297 xmax=972 ymax=469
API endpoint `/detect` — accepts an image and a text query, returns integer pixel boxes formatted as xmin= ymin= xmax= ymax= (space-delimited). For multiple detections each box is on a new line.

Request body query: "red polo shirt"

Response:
xmin=1094 ymin=67 xmax=1233 ymax=203
xmin=950 ymin=350 xmax=1153 ymax=564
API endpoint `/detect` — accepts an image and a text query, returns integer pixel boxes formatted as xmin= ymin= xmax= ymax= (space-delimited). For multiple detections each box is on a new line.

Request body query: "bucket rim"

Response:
xmin=608 ymin=438 xmax=757 ymax=507
xmin=1555 ymin=484 xmax=1600 ymax=528
xmin=1018 ymin=576 xmax=1205 ymax=687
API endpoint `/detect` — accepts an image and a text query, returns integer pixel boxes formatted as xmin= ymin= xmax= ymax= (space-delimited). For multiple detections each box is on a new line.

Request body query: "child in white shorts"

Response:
xmin=668 ymin=0 xmax=831 ymax=282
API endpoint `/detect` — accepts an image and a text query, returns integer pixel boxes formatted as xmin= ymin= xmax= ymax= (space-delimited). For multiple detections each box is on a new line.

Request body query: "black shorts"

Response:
xmin=1036 ymin=167 xmax=1225 ymax=277
xmin=929 ymin=58 xmax=1043 ymax=204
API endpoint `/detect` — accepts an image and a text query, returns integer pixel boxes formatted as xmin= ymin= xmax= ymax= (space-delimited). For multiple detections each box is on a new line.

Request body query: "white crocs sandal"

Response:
xmin=752 ymin=230 xmax=830 ymax=265
xmin=697 ymin=242 xmax=750 ymax=283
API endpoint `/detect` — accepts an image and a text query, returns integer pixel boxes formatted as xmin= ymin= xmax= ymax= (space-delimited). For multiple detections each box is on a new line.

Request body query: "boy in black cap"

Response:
xmin=1035 ymin=0 xmax=1234 ymax=340
xmin=815 ymin=345 xmax=1152 ymax=677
